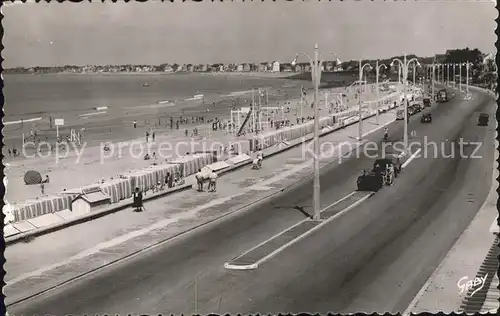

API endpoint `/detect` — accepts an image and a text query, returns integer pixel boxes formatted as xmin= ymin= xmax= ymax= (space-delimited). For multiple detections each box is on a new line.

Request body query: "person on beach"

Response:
xmin=152 ymin=131 xmax=155 ymax=142
xmin=8 ymin=149 xmax=11 ymax=157
xmin=185 ymin=129 xmax=188 ymax=137
xmin=145 ymin=131 xmax=150 ymax=143
xmin=40 ymin=182 xmax=45 ymax=195
xmin=133 ymin=120 xmax=137 ymax=129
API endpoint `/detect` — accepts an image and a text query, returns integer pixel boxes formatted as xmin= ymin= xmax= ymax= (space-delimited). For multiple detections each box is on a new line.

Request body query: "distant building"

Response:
xmin=434 ymin=54 xmax=446 ymax=63
xmin=292 ymin=64 xmax=302 ymax=72
xmin=271 ymin=61 xmax=280 ymax=72
xmin=243 ymin=63 xmax=251 ymax=72
xmin=237 ymin=64 xmax=244 ymax=72
xmin=280 ymin=63 xmax=293 ymax=72
xmin=333 ymin=64 xmax=343 ymax=72
xmin=186 ymin=64 xmax=194 ymax=72
xmin=258 ymin=63 xmax=267 ymax=72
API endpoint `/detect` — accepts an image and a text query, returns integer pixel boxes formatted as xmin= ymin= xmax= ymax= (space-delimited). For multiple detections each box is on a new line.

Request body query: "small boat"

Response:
xmin=142 ymin=82 xmax=150 ymax=87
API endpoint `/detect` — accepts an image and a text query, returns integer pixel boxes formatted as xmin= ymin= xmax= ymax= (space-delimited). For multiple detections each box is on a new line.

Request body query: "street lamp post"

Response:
xmin=432 ymin=63 xmax=436 ymax=99
xmin=392 ymin=53 xmax=419 ymax=153
xmin=465 ymin=62 xmax=471 ymax=97
xmin=375 ymin=60 xmax=387 ymax=125
xmin=459 ymin=63 xmax=463 ymax=92
xmin=446 ymin=64 xmax=450 ymax=87
xmin=291 ymin=45 xmax=341 ymax=221
xmin=358 ymin=60 xmax=373 ymax=140
xmin=453 ymin=63 xmax=457 ymax=88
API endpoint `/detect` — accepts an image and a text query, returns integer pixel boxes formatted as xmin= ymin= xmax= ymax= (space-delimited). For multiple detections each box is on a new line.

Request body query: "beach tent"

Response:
xmin=99 ymin=177 xmax=135 ymax=203
xmin=24 ymin=170 xmax=42 ymax=185
xmin=10 ymin=193 xmax=79 ymax=222
xmin=171 ymin=153 xmax=214 ymax=178
xmin=125 ymin=163 xmax=180 ymax=192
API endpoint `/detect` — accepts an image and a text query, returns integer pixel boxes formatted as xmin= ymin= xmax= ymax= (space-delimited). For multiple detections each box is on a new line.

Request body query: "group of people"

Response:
xmin=252 ymin=151 xmax=264 ymax=169
xmin=195 ymin=168 xmax=218 ymax=192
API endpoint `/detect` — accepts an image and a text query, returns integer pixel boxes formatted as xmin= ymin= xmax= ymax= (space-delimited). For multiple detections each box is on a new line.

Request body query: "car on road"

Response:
xmin=357 ymin=157 xmax=400 ymax=192
xmin=478 ymin=113 xmax=489 ymax=126
xmin=382 ymin=154 xmax=402 ymax=175
xmin=412 ymin=102 xmax=425 ymax=111
xmin=436 ymin=89 xmax=449 ymax=102
xmin=421 ymin=113 xmax=432 ymax=123
xmin=423 ymin=98 xmax=431 ymax=107
xmin=408 ymin=105 xmax=417 ymax=116
xmin=396 ymin=108 xmax=405 ymax=120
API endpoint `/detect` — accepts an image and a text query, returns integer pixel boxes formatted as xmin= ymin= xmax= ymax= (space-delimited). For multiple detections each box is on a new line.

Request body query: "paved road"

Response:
xmin=9 ymin=88 xmax=495 ymax=315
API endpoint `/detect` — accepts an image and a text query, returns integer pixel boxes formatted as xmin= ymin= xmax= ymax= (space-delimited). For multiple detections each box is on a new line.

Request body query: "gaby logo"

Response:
xmin=457 ymin=274 xmax=488 ymax=297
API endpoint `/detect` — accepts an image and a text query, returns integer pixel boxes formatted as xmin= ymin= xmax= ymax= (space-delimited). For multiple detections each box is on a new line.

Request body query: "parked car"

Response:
xmin=478 ymin=113 xmax=489 ymax=126
xmin=423 ymin=98 xmax=431 ymax=107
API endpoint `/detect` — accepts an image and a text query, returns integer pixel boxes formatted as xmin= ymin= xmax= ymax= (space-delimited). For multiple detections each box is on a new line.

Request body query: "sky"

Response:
xmin=2 ymin=0 xmax=497 ymax=68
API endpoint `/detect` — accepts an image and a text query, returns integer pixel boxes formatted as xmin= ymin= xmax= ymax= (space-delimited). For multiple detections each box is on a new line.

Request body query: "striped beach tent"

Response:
xmin=11 ymin=193 xmax=78 ymax=222
xmin=143 ymin=163 xmax=180 ymax=184
xmin=99 ymin=177 xmax=135 ymax=203
xmin=171 ymin=153 xmax=214 ymax=178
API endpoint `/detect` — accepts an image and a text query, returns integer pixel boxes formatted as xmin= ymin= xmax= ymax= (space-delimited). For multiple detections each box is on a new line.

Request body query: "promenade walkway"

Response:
xmin=5 ymin=109 xmax=396 ymax=306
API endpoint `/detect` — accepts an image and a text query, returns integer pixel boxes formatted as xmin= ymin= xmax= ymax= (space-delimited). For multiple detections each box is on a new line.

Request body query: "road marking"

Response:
xmin=225 ymin=192 xmax=373 ymax=270
xmin=402 ymin=148 xmax=422 ymax=169
xmin=362 ymin=119 xmax=396 ymax=138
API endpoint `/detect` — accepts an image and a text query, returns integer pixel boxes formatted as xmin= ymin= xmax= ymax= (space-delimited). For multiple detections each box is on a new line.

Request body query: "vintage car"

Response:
xmin=357 ymin=157 xmax=400 ymax=191
xmin=396 ymin=108 xmax=405 ymax=120
xmin=478 ymin=113 xmax=489 ymax=126
xmin=423 ymin=98 xmax=431 ymax=107
xmin=410 ymin=103 xmax=422 ymax=114
xmin=421 ymin=113 xmax=432 ymax=123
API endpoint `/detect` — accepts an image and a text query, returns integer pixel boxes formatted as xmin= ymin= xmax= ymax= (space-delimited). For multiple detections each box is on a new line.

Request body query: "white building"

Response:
xmin=271 ymin=61 xmax=280 ymax=72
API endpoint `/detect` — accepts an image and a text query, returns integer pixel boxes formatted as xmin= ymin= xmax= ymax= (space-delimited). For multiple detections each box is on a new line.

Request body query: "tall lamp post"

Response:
xmin=447 ymin=63 xmax=450 ymax=86
xmin=291 ymin=45 xmax=341 ymax=221
xmin=358 ymin=60 xmax=373 ymax=140
xmin=431 ymin=63 xmax=436 ymax=99
xmin=459 ymin=62 xmax=463 ymax=92
xmin=453 ymin=63 xmax=457 ymax=88
xmin=375 ymin=60 xmax=387 ymax=125
xmin=391 ymin=53 xmax=420 ymax=153
xmin=465 ymin=61 xmax=472 ymax=97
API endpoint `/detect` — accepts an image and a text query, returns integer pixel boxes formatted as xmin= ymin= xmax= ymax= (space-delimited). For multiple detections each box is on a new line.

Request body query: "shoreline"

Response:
xmin=4 ymin=71 xmax=292 ymax=79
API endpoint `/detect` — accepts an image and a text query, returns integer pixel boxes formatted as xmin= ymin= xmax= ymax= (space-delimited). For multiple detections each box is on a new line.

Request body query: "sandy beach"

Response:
xmin=4 ymin=77 xmax=398 ymax=204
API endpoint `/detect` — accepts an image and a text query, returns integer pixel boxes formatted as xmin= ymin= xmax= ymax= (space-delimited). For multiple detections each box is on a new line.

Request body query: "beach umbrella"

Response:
xmin=24 ymin=170 xmax=42 ymax=185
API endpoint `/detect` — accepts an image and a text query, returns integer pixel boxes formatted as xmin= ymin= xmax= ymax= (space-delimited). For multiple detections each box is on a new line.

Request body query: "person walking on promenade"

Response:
xmin=133 ymin=187 xmax=144 ymax=212
xmin=196 ymin=169 xmax=204 ymax=192
xmin=208 ymin=171 xmax=218 ymax=192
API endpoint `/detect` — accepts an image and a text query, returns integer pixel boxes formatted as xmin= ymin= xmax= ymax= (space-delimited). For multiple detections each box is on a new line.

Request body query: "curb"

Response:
xmin=5 ymin=107 xmax=394 ymax=246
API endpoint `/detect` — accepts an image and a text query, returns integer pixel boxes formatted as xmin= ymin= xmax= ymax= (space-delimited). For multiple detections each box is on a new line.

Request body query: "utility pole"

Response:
xmin=312 ymin=44 xmax=320 ymax=221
